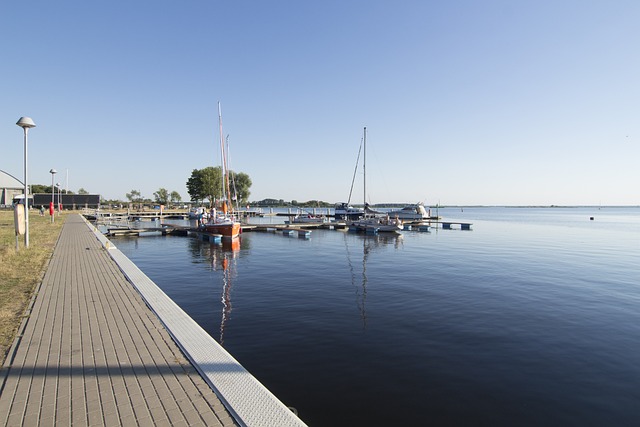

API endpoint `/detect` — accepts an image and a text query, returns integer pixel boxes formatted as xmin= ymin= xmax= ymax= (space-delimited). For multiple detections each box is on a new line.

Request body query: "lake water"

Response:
xmin=113 ymin=207 xmax=640 ymax=426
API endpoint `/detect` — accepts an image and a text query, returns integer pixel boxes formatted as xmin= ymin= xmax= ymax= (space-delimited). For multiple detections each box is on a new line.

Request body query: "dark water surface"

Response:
xmin=114 ymin=207 xmax=640 ymax=426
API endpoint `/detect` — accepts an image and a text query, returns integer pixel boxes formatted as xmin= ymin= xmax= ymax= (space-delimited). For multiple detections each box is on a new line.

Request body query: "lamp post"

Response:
xmin=50 ymin=169 xmax=57 ymax=223
xmin=56 ymin=183 xmax=61 ymax=212
xmin=16 ymin=117 xmax=36 ymax=248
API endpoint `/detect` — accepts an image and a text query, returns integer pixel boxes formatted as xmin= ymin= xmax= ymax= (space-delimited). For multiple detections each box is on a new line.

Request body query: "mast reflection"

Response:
xmin=344 ymin=233 xmax=403 ymax=329
xmin=207 ymin=237 xmax=241 ymax=345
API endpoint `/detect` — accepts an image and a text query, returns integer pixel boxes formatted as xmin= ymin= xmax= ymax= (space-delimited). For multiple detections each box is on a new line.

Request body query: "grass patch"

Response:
xmin=0 ymin=210 xmax=65 ymax=365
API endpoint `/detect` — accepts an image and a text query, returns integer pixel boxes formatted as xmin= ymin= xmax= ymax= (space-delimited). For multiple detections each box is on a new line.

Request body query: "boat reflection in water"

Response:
xmin=206 ymin=236 xmax=241 ymax=345
xmin=344 ymin=232 xmax=403 ymax=329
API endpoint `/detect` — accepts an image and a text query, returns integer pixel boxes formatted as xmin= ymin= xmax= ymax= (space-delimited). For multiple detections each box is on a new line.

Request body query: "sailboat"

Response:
xmin=204 ymin=102 xmax=242 ymax=239
xmin=334 ymin=134 xmax=366 ymax=221
xmin=349 ymin=127 xmax=403 ymax=233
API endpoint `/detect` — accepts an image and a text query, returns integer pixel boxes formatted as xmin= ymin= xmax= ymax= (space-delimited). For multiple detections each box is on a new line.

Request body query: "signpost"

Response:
xmin=14 ymin=203 xmax=25 ymax=251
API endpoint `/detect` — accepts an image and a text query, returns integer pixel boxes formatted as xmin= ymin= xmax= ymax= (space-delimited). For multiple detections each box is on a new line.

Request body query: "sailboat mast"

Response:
xmin=218 ymin=102 xmax=225 ymax=205
xmin=225 ymin=134 xmax=233 ymax=207
xmin=347 ymin=137 xmax=363 ymax=205
xmin=363 ymin=126 xmax=367 ymax=210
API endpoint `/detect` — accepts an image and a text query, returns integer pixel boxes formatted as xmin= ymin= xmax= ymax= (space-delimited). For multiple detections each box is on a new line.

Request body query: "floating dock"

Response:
xmin=99 ymin=213 xmax=471 ymax=241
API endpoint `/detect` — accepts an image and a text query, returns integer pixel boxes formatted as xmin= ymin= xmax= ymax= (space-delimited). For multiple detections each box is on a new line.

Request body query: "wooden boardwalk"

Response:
xmin=0 ymin=214 xmax=237 ymax=426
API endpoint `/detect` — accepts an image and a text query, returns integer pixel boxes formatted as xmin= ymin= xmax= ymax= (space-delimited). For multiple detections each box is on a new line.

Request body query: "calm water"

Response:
xmin=114 ymin=207 xmax=640 ymax=426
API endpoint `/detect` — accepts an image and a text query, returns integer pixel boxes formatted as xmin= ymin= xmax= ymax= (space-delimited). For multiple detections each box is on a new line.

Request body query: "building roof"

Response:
xmin=0 ymin=169 xmax=23 ymax=188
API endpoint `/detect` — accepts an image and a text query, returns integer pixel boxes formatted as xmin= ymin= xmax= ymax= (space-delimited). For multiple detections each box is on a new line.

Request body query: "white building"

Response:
xmin=0 ymin=169 xmax=24 ymax=207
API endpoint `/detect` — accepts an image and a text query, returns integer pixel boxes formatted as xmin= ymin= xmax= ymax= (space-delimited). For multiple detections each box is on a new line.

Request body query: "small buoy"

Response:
xmin=590 ymin=217 xmax=594 ymax=221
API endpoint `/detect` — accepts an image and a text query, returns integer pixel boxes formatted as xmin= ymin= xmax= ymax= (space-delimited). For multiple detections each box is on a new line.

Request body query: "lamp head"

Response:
xmin=50 ymin=169 xmax=57 ymax=174
xmin=16 ymin=117 xmax=36 ymax=129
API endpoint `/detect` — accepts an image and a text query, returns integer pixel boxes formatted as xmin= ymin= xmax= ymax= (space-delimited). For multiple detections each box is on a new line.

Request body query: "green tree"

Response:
xmin=126 ymin=189 xmax=141 ymax=202
xmin=187 ymin=167 xmax=222 ymax=205
xmin=186 ymin=169 xmax=202 ymax=203
xmin=30 ymin=184 xmax=49 ymax=193
xmin=153 ymin=188 xmax=169 ymax=205
xmin=126 ymin=189 xmax=143 ymax=209
xmin=200 ymin=167 xmax=221 ymax=205
xmin=170 ymin=191 xmax=182 ymax=205
xmin=78 ymin=188 xmax=89 ymax=195
xmin=187 ymin=167 xmax=251 ymax=206
xmin=230 ymin=172 xmax=252 ymax=204
xmin=186 ymin=169 xmax=203 ymax=203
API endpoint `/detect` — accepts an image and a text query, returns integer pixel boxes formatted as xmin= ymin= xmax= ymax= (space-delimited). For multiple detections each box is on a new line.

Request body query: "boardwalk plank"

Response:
xmin=0 ymin=215 xmax=236 ymax=426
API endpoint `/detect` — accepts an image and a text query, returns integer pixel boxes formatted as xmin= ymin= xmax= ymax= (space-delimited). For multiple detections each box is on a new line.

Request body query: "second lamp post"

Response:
xmin=49 ymin=168 xmax=57 ymax=223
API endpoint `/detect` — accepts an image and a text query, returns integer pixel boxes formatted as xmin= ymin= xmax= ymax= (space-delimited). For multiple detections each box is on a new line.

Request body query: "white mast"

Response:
xmin=217 ymin=102 xmax=233 ymax=212
xmin=363 ymin=126 xmax=367 ymax=211
xmin=218 ymin=102 xmax=225 ymax=205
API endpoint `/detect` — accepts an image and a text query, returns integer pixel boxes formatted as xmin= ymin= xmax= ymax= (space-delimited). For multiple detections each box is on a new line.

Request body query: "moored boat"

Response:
xmin=202 ymin=102 xmax=241 ymax=240
xmin=350 ymin=216 xmax=403 ymax=233
xmin=334 ymin=202 xmax=364 ymax=220
xmin=286 ymin=214 xmax=326 ymax=224
xmin=204 ymin=220 xmax=241 ymax=238
xmin=387 ymin=203 xmax=430 ymax=220
xmin=204 ymin=206 xmax=241 ymax=238
xmin=347 ymin=127 xmax=403 ymax=234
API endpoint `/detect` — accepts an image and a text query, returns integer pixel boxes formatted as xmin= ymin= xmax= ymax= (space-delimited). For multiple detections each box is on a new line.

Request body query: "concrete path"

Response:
xmin=0 ymin=214 xmax=237 ymax=426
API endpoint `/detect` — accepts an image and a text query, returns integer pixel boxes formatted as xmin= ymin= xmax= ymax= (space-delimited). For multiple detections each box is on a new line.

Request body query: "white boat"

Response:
xmin=352 ymin=202 xmax=403 ymax=232
xmin=349 ymin=216 xmax=403 ymax=233
xmin=348 ymin=127 xmax=402 ymax=233
xmin=334 ymin=202 xmax=364 ymax=220
xmin=286 ymin=214 xmax=326 ymax=224
xmin=387 ymin=203 xmax=430 ymax=221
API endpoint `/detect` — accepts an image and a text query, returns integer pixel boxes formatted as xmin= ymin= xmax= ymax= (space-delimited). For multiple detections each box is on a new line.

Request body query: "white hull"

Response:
xmin=334 ymin=203 xmax=364 ymax=220
xmin=387 ymin=204 xmax=430 ymax=220
xmin=286 ymin=215 xmax=326 ymax=224
xmin=349 ymin=217 xmax=403 ymax=233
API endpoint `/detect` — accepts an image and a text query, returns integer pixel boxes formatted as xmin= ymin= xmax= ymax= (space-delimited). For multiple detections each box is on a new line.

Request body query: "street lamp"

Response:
xmin=16 ymin=117 xmax=36 ymax=248
xmin=49 ymin=169 xmax=57 ymax=223
xmin=56 ymin=183 xmax=61 ymax=212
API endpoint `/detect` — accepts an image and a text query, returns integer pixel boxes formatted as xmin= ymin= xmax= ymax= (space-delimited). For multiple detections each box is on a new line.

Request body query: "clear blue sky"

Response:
xmin=2 ymin=0 xmax=638 ymax=206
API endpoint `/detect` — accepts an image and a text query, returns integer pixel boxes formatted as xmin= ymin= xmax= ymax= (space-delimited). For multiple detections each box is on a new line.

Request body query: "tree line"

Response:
xmin=122 ymin=189 xmax=182 ymax=207
xmin=29 ymin=172 xmax=339 ymax=209
xmin=186 ymin=166 xmax=251 ymax=206
xmin=24 ymin=165 xmax=255 ymax=209
xmin=115 ymin=166 xmax=252 ymax=208
xmin=28 ymin=184 xmax=89 ymax=195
